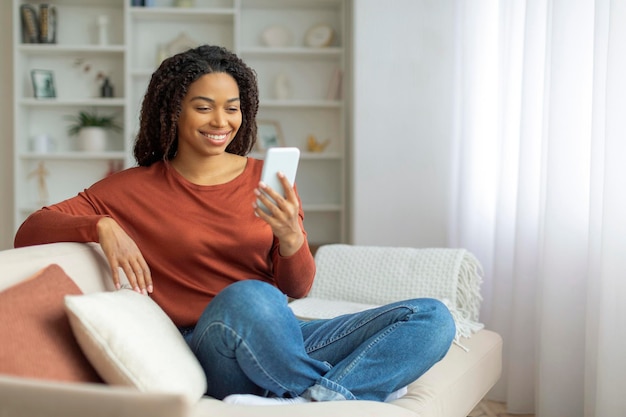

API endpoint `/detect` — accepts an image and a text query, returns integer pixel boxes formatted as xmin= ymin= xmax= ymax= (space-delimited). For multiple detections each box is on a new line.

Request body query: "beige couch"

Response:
xmin=0 ymin=242 xmax=502 ymax=417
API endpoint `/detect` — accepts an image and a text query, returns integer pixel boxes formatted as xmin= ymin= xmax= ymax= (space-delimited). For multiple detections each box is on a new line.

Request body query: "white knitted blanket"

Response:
xmin=289 ymin=245 xmax=485 ymax=345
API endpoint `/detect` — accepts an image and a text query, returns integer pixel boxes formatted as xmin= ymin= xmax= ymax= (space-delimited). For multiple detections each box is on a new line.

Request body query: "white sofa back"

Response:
xmin=0 ymin=242 xmax=117 ymax=294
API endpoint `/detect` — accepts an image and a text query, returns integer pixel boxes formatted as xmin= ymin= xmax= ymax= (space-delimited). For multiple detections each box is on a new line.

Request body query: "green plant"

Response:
xmin=65 ymin=109 xmax=122 ymax=136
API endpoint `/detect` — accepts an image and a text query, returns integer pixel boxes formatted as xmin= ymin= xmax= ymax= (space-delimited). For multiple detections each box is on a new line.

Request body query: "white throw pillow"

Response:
xmin=64 ymin=289 xmax=207 ymax=403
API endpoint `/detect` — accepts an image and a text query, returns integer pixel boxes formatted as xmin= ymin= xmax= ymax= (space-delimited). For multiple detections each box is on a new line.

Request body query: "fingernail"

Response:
xmin=277 ymin=171 xmax=284 ymax=177
xmin=259 ymin=181 xmax=267 ymax=188
xmin=253 ymin=189 xmax=261 ymax=196
xmin=115 ymin=283 xmax=121 ymax=290
xmin=134 ymin=286 xmax=141 ymax=293
xmin=147 ymin=285 xmax=153 ymax=293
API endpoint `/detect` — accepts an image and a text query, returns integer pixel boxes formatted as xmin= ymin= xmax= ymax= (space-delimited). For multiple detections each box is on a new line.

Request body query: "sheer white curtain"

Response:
xmin=449 ymin=0 xmax=626 ymax=415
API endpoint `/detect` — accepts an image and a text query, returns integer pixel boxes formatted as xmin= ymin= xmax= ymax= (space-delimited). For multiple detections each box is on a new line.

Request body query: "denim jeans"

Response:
xmin=182 ymin=280 xmax=455 ymax=402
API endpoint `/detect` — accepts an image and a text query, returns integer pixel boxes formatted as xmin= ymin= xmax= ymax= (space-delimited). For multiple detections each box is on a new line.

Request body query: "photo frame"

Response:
xmin=31 ymin=69 xmax=56 ymax=99
xmin=256 ymin=120 xmax=285 ymax=151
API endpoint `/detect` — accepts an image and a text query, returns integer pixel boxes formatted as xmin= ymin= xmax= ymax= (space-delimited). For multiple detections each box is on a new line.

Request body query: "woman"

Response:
xmin=14 ymin=45 xmax=455 ymax=405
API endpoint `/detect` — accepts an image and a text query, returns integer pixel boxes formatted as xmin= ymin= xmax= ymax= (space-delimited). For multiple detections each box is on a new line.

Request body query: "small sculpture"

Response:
xmin=307 ymin=135 xmax=330 ymax=153
xmin=275 ymin=73 xmax=291 ymax=100
xmin=28 ymin=161 xmax=49 ymax=206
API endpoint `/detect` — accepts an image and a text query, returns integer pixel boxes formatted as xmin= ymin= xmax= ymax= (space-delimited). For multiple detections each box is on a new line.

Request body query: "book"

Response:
xmin=20 ymin=5 xmax=39 ymax=44
xmin=38 ymin=4 xmax=57 ymax=44
xmin=326 ymin=67 xmax=343 ymax=100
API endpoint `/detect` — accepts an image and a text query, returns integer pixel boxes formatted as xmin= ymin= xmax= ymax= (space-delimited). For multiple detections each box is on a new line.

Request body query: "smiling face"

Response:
xmin=176 ymin=72 xmax=242 ymax=160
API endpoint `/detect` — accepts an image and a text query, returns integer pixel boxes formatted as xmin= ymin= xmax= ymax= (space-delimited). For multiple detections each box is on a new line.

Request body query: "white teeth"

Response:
xmin=204 ymin=133 xmax=228 ymax=140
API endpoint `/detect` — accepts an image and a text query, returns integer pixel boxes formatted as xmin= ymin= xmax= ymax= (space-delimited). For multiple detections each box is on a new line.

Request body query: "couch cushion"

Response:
xmin=392 ymin=329 xmax=503 ymax=417
xmin=192 ymin=397 xmax=419 ymax=417
xmin=64 ymin=289 xmax=207 ymax=404
xmin=0 ymin=264 xmax=102 ymax=383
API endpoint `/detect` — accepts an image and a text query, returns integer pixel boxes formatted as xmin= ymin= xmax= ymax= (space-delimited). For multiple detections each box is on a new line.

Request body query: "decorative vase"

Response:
xmin=97 ymin=15 xmax=109 ymax=45
xmin=78 ymin=127 xmax=107 ymax=152
xmin=101 ymin=77 xmax=114 ymax=98
xmin=31 ymin=134 xmax=55 ymax=153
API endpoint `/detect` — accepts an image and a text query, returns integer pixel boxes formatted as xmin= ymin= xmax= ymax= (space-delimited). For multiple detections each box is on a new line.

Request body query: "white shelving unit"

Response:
xmin=12 ymin=0 xmax=350 ymax=247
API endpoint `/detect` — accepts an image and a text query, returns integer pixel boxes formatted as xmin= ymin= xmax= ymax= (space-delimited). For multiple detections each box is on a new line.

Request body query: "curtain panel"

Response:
xmin=449 ymin=0 xmax=626 ymax=415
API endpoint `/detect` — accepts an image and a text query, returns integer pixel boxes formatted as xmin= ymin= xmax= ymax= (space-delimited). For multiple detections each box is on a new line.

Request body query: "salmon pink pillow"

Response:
xmin=0 ymin=264 xmax=101 ymax=383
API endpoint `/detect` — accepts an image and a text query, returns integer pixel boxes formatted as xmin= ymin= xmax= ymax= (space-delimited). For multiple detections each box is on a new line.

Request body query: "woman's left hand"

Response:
xmin=253 ymin=172 xmax=304 ymax=256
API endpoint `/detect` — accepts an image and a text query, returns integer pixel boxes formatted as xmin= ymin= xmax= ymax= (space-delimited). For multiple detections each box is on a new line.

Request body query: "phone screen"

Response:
xmin=258 ymin=147 xmax=300 ymax=214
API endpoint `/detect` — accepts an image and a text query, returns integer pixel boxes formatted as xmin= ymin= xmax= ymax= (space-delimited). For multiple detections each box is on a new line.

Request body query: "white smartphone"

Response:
xmin=258 ymin=147 xmax=300 ymax=214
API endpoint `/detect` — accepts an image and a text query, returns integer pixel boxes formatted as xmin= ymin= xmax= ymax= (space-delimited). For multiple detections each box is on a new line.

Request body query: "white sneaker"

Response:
xmin=384 ymin=386 xmax=408 ymax=402
xmin=223 ymin=394 xmax=309 ymax=406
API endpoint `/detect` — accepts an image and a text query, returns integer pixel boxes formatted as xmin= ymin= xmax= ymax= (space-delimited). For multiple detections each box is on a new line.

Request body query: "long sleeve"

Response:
xmin=14 ymin=193 xmax=107 ymax=248
xmin=271 ymin=202 xmax=316 ymax=299
xmin=273 ymin=241 xmax=316 ymax=299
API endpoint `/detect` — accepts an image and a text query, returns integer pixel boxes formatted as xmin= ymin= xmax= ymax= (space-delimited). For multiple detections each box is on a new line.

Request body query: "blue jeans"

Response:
xmin=182 ymin=280 xmax=455 ymax=402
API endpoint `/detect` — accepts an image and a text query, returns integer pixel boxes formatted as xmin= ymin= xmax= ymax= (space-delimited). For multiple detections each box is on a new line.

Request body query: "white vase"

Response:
xmin=96 ymin=15 xmax=109 ymax=45
xmin=78 ymin=127 xmax=107 ymax=152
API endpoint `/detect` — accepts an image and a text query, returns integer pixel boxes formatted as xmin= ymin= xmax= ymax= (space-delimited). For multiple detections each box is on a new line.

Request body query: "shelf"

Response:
xmin=20 ymin=152 xmax=127 ymax=160
xmin=260 ymin=99 xmax=342 ymax=108
xmin=36 ymin=0 xmax=124 ymax=6
xmin=19 ymin=206 xmax=46 ymax=214
xmin=130 ymin=7 xmax=235 ymax=23
xmin=18 ymin=44 xmax=126 ymax=54
xmin=19 ymin=98 xmax=125 ymax=107
xmin=300 ymin=152 xmax=343 ymax=160
xmin=131 ymin=69 xmax=154 ymax=78
xmin=250 ymin=151 xmax=342 ymax=160
xmin=302 ymin=204 xmax=343 ymax=212
xmin=239 ymin=47 xmax=342 ymax=59
xmin=241 ymin=0 xmax=342 ymax=10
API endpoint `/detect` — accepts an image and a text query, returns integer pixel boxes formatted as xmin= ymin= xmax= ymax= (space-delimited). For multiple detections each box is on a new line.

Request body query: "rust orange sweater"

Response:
xmin=14 ymin=159 xmax=316 ymax=327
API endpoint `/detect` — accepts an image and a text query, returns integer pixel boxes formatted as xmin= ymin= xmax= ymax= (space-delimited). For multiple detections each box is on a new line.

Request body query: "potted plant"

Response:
xmin=65 ymin=109 xmax=122 ymax=152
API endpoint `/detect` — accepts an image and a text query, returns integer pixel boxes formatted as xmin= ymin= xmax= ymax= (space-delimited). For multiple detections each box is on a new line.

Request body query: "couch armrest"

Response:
xmin=0 ymin=242 xmax=121 ymax=294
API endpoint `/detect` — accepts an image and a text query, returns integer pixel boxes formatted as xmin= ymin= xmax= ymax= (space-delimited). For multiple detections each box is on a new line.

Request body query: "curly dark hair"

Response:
xmin=133 ymin=45 xmax=259 ymax=166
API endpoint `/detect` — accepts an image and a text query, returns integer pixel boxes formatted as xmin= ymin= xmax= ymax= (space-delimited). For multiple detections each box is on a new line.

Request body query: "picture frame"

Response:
xmin=31 ymin=69 xmax=56 ymax=99
xmin=256 ymin=120 xmax=285 ymax=151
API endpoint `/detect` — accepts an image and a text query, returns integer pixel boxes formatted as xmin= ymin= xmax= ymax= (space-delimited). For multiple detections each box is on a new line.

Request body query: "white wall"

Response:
xmin=0 ymin=1 xmax=14 ymax=250
xmin=351 ymin=0 xmax=456 ymax=247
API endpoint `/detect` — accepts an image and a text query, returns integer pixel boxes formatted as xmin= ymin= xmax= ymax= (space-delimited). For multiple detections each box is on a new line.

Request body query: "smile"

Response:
xmin=202 ymin=132 xmax=229 ymax=141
